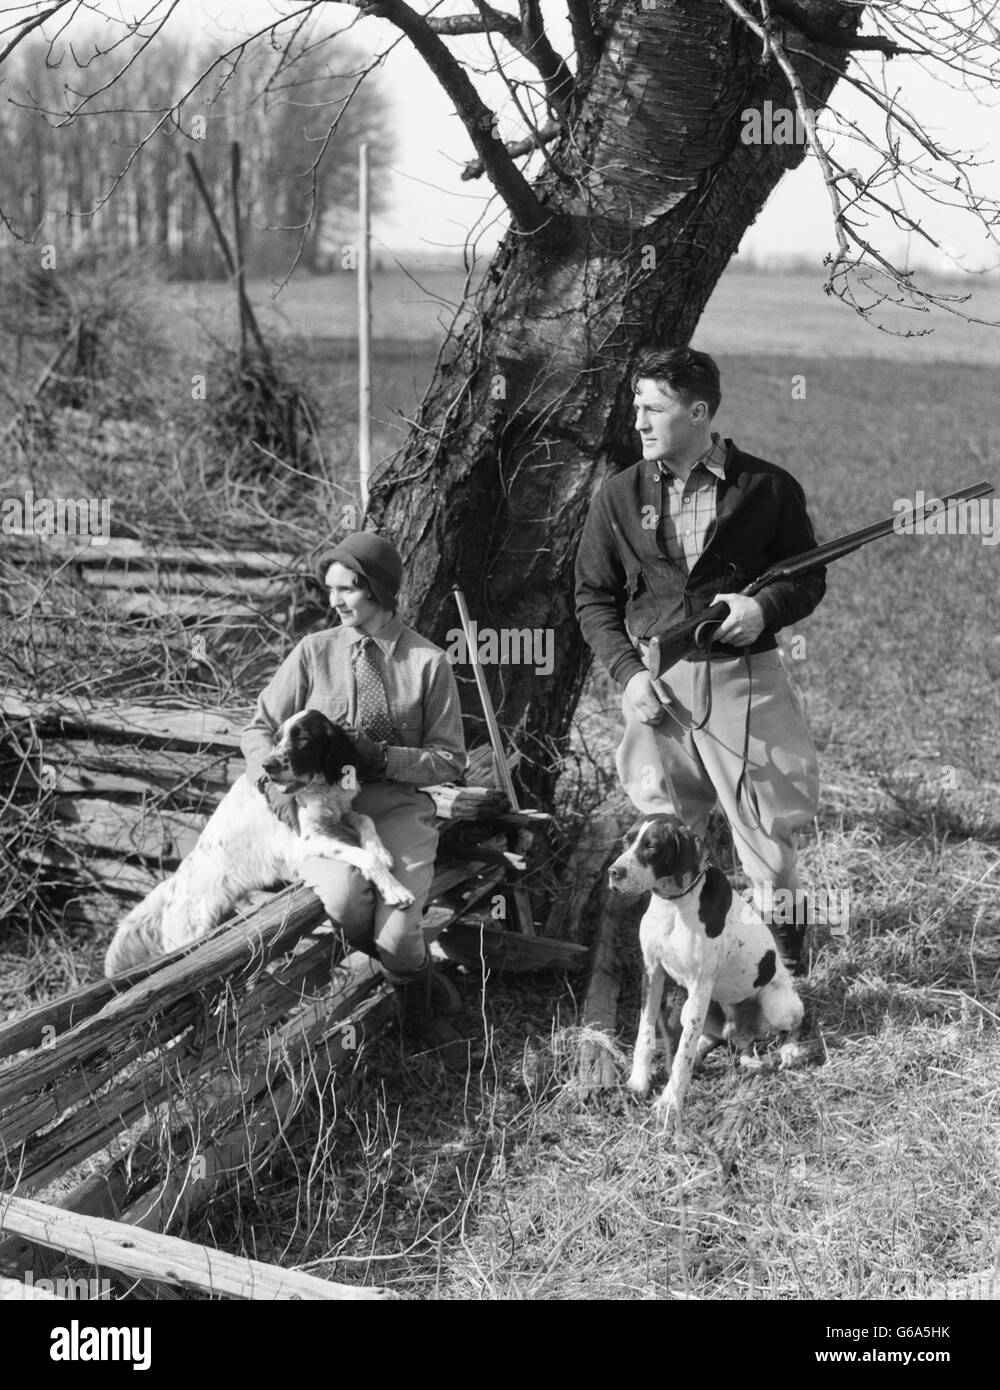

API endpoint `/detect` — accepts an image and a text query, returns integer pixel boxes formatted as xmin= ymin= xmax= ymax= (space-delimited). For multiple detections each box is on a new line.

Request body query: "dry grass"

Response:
xmin=127 ymin=864 xmax=999 ymax=1300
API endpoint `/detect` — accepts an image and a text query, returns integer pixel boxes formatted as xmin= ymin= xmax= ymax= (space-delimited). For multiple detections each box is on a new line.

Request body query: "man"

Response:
xmin=575 ymin=346 xmax=824 ymax=971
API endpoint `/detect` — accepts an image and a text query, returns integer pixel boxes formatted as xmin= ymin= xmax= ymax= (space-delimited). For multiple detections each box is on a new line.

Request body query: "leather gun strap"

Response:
xmin=691 ymin=658 xmax=712 ymax=733
xmin=735 ymin=652 xmax=762 ymax=830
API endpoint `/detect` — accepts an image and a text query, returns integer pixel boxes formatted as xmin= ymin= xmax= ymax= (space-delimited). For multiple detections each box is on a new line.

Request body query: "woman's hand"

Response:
xmin=345 ymin=726 xmax=388 ymax=778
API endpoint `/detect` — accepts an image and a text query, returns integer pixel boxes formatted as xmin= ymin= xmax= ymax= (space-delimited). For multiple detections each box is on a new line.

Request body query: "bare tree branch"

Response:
xmin=424 ymin=10 xmax=517 ymax=37
xmin=461 ymin=118 xmax=562 ymax=179
xmin=424 ymin=2 xmax=576 ymax=118
xmin=728 ymin=0 xmax=892 ymax=308
xmin=768 ymin=0 xmax=923 ymax=56
xmin=723 ymin=0 xmax=1000 ymax=328
xmin=507 ymin=0 xmax=575 ymax=118
xmin=0 ymin=0 xmax=76 ymax=67
xmin=566 ymin=0 xmax=602 ymax=82
xmin=346 ymin=0 xmax=566 ymax=246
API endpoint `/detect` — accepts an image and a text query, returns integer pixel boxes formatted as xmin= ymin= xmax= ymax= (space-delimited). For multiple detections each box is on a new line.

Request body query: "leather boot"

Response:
xmin=394 ymin=963 xmax=470 ymax=1072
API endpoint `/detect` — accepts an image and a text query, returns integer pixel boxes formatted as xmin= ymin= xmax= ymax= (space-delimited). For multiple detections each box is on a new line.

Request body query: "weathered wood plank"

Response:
xmin=77 ymin=570 xmax=289 ymax=599
xmin=0 ymin=952 xmax=181 ymax=1063
xmin=4 ymin=534 xmax=298 ymax=573
xmin=39 ymin=739 xmax=241 ymax=791
xmin=3 ymin=938 xmax=331 ymax=1162
xmin=0 ymin=962 xmax=394 ymax=1277
xmin=435 ymin=922 xmax=588 ymax=973
xmin=52 ymin=797 xmax=204 ymax=862
xmin=0 ymin=886 xmax=326 ymax=1112
xmin=19 ymin=846 xmax=165 ymax=901
xmin=423 ymin=868 xmax=504 ymax=944
xmin=0 ymin=862 xmax=492 ymax=1113
xmin=1 ymin=1008 xmax=202 ymax=1155
xmin=578 ymin=884 xmax=645 ymax=1095
xmin=121 ymin=972 xmax=394 ymax=1234
xmin=103 ymin=593 xmax=279 ymax=621
xmin=0 ymin=854 xmax=498 ymax=1062
xmin=1 ymin=697 xmax=247 ymax=750
xmin=0 ymin=1195 xmax=394 ymax=1300
xmin=11 ymin=944 xmax=370 ymax=1195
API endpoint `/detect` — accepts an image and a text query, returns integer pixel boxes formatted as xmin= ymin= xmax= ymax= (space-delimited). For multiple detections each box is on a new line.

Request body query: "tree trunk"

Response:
xmin=370 ymin=1 xmax=857 ymax=802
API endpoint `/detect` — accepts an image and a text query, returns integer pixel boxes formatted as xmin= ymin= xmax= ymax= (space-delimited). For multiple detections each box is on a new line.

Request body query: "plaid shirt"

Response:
xmin=657 ymin=432 xmax=729 ymax=573
xmin=241 ymin=617 xmax=467 ymax=787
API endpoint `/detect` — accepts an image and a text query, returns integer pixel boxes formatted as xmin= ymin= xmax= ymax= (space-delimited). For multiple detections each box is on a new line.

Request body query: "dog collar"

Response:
xmin=656 ymin=867 xmax=708 ymax=900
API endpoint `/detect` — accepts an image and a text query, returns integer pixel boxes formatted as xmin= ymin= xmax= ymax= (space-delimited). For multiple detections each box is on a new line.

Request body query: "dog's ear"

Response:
xmin=697 ymin=866 xmax=733 ymax=939
xmin=641 ymin=820 xmax=678 ymax=881
xmin=622 ymin=821 xmax=643 ymax=849
xmin=322 ymin=726 xmax=355 ymax=786
xmin=670 ymin=828 xmax=702 ymax=886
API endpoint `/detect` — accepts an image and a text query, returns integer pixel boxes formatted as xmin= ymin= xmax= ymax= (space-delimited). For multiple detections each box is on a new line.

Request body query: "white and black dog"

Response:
xmin=103 ymin=708 xmax=412 ymax=977
xmin=608 ymin=813 xmax=804 ymax=1125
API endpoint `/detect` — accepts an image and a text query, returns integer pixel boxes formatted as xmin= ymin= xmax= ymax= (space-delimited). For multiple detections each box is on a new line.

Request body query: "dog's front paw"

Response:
xmin=382 ymin=880 xmax=414 ymax=909
xmin=778 ymin=1039 xmax=807 ymax=1069
xmin=626 ymin=1067 xmax=651 ymax=1098
xmin=652 ymin=1085 xmax=682 ymax=1129
xmin=738 ymin=1050 xmax=775 ymax=1072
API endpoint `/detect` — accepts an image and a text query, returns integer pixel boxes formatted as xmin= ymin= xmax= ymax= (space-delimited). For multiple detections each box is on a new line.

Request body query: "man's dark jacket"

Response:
xmin=574 ymin=440 xmax=826 ymax=688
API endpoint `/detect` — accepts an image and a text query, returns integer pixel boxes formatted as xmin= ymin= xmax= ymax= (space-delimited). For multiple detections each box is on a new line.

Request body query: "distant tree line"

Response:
xmin=1 ymin=30 xmax=393 ymax=278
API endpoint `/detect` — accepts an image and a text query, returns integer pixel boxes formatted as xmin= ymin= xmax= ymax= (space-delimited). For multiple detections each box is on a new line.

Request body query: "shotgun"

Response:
xmin=451 ymin=585 xmax=520 ymax=810
xmin=644 ymin=479 xmax=995 ymax=679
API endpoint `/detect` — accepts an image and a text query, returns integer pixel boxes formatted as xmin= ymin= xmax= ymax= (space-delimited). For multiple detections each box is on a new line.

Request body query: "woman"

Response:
xmin=241 ymin=532 xmax=469 ymax=1069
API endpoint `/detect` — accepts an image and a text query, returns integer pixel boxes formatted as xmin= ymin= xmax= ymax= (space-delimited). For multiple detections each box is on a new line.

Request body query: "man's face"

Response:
xmin=633 ymin=377 xmax=708 ymax=463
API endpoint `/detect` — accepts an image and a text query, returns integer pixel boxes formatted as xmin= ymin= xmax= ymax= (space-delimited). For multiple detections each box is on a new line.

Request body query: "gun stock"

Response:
xmin=644 ymin=479 xmax=994 ymax=679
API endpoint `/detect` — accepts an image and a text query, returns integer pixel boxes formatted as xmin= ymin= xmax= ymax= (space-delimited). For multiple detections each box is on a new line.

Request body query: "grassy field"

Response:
xmin=176 ymin=264 xmax=1000 ymax=364
xmin=2 ymin=263 xmax=1000 ymax=1306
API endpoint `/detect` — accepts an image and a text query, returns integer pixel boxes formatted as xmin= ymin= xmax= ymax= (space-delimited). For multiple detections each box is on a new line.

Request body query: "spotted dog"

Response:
xmin=104 ymin=709 xmax=411 ymax=977
xmin=608 ymin=813 xmax=804 ymax=1124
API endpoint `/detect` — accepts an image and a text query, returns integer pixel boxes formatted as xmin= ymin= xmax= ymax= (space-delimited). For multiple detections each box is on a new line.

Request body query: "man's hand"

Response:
xmin=711 ymin=593 xmax=766 ymax=648
xmin=625 ymin=671 xmax=669 ymax=725
xmin=256 ymin=775 xmax=299 ymax=830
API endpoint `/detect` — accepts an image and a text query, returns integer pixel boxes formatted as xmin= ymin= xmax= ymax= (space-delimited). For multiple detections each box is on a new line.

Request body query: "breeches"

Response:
xmin=615 ymin=650 xmax=819 ymax=897
xmin=297 ymin=779 xmax=439 ymax=976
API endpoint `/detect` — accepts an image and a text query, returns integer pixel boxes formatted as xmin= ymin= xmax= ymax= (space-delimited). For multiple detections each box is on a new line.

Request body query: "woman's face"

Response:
xmin=325 ymin=562 xmax=388 ymax=632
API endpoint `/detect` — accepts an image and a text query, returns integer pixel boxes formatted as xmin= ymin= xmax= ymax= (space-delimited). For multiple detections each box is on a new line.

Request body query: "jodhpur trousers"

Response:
xmin=615 ymin=650 xmax=819 ymax=907
xmin=296 ymin=779 xmax=439 ymax=977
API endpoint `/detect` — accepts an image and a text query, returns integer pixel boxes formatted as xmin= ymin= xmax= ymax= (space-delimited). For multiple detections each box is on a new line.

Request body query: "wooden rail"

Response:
xmin=0 ymin=690 xmax=583 ymax=1297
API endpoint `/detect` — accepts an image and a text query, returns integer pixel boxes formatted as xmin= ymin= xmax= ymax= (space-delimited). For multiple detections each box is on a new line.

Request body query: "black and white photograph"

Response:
xmin=0 ymin=0 xmax=997 ymax=1336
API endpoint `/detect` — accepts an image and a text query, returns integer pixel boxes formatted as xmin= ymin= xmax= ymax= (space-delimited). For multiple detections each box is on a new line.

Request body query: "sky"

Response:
xmin=47 ymin=0 xmax=1000 ymax=272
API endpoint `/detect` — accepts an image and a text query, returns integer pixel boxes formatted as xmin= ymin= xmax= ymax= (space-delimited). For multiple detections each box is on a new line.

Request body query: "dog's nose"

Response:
xmin=261 ymin=756 xmax=281 ymax=775
xmin=609 ymin=864 xmax=624 ymax=883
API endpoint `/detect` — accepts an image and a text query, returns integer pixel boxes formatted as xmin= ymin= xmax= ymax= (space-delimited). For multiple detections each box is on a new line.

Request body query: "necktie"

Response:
xmin=353 ymin=636 xmax=394 ymax=743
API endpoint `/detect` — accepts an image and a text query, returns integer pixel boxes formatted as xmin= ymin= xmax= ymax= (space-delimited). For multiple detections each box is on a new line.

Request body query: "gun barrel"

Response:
xmin=751 ymin=479 xmax=994 ymax=588
xmin=644 ymin=479 xmax=995 ymax=678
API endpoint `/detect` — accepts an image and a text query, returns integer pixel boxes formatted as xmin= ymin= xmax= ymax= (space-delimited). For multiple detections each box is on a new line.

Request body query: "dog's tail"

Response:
xmin=103 ymin=880 xmax=176 ymax=978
